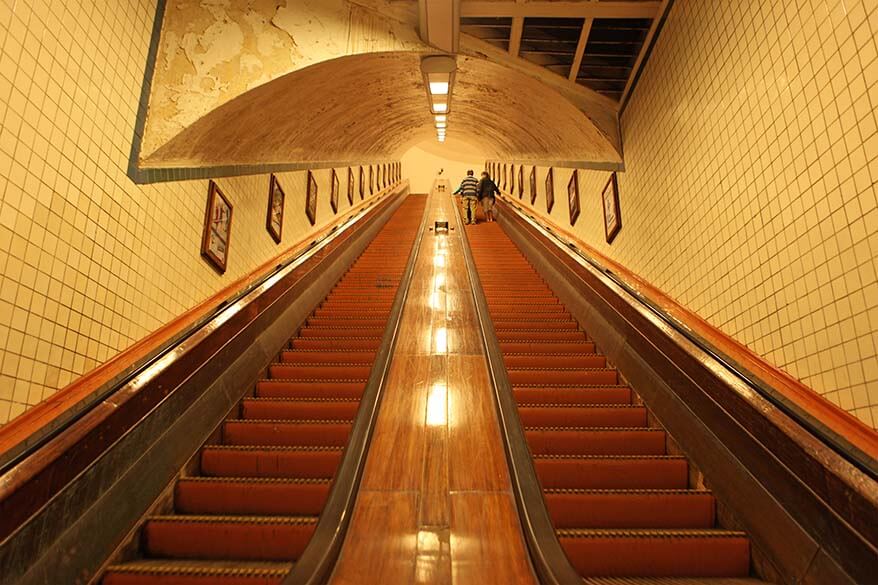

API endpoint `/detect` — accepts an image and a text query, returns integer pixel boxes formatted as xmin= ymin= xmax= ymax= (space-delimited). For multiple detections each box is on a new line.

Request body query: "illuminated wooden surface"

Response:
xmin=330 ymin=193 xmax=537 ymax=584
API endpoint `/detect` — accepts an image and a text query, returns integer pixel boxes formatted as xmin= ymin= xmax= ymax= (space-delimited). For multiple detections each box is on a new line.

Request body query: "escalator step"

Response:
xmin=200 ymin=446 xmax=343 ymax=479
xmin=223 ymin=420 xmax=352 ymax=446
xmin=518 ymin=405 xmax=647 ymax=427
xmin=143 ymin=515 xmax=317 ymax=561
xmin=513 ymin=386 xmax=632 ymax=405
xmin=500 ymin=341 xmax=596 ymax=353
xmin=533 ymin=455 xmax=689 ymax=489
xmin=255 ymin=380 xmax=365 ymax=399
xmin=289 ymin=338 xmax=382 ymax=350
xmin=504 ymin=354 xmax=606 ymax=368
xmin=557 ymin=529 xmax=750 ymax=578
xmin=241 ymin=398 xmax=360 ymax=420
xmin=509 ymin=368 xmax=617 ymax=385
xmin=526 ymin=427 xmax=667 ymax=455
xmin=279 ymin=350 xmax=377 ymax=363
xmin=266 ymin=363 xmax=371 ymax=380
xmin=175 ymin=477 xmax=330 ymax=515
xmin=102 ymin=560 xmax=290 ymax=585
xmin=545 ymin=489 xmax=716 ymax=528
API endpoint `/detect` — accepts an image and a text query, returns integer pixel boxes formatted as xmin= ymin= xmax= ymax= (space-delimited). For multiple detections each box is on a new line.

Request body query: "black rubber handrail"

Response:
xmin=0 ymin=188 xmax=403 ymax=475
xmin=498 ymin=196 xmax=878 ymax=480
xmin=452 ymin=200 xmax=582 ymax=585
xmin=282 ymin=194 xmax=430 ymax=585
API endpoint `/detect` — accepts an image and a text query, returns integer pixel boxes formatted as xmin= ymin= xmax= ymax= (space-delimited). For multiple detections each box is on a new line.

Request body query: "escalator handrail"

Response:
xmin=0 ymin=186 xmax=406 ymax=477
xmin=496 ymin=195 xmax=878 ymax=480
xmin=282 ymin=194 xmax=430 ymax=585
xmin=453 ymin=199 xmax=583 ymax=585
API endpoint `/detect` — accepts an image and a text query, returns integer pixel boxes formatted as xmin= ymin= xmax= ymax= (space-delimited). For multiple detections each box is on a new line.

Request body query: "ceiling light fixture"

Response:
xmin=421 ymin=56 xmax=456 ymax=116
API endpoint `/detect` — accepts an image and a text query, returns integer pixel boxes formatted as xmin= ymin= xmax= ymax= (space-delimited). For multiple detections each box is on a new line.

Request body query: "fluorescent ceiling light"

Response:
xmin=433 ymin=102 xmax=448 ymax=113
xmin=436 ymin=122 xmax=446 ymax=128
xmin=435 ymin=115 xmax=447 ymax=122
xmin=429 ymin=80 xmax=449 ymax=95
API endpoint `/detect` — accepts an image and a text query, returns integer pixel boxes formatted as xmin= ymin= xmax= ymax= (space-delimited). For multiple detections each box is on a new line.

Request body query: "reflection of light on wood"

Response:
xmin=415 ymin=529 xmax=446 ymax=582
xmin=433 ymin=273 xmax=445 ymax=289
xmin=429 ymin=291 xmax=441 ymax=310
xmin=426 ymin=383 xmax=447 ymax=426
xmin=434 ymin=327 xmax=448 ymax=353
xmin=433 ymin=253 xmax=446 ymax=267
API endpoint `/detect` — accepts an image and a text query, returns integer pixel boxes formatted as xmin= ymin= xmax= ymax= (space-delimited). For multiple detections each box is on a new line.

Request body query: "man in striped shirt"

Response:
xmin=454 ymin=170 xmax=480 ymax=224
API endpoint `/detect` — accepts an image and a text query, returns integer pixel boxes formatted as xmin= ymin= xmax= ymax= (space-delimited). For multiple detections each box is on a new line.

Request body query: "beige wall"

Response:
xmin=494 ymin=0 xmax=878 ymax=428
xmin=402 ymin=141 xmax=484 ymax=194
xmin=0 ymin=0 xmax=394 ymax=425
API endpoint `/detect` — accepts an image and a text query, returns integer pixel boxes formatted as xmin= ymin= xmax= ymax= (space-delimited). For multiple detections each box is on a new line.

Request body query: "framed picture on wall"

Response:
xmin=602 ymin=172 xmax=622 ymax=243
xmin=568 ymin=170 xmax=580 ymax=226
xmin=306 ymin=170 xmax=318 ymax=226
xmin=502 ymin=164 xmax=507 ymax=191
xmin=378 ymin=164 xmax=383 ymax=189
xmin=201 ymin=180 xmax=233 ymax=273
xmin=347 ymin=167 xmax=355 ymax=205
xmin=266 ymin=174 xmax=285 ymax=244
xmin=518 ymin=165 xmax=524 ymax=199
xmin=330 ymin=168 xmax=340 ymax=214
xmin=369 ymin=165 xmax=375 ymax=194
xmin=509 ymin=164 xmax=515 ymax=194
xmin=359 ymin=166 xmax=365 ymax=199
xmin=529 ymin=166 xmax=537 ymax=204
xmin=545 ymin=167 xmax=555 ymax=213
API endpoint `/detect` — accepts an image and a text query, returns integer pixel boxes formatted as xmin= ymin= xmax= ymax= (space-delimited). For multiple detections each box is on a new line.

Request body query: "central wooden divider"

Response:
xmin=329 ymin=192 xmax=538 ymax=584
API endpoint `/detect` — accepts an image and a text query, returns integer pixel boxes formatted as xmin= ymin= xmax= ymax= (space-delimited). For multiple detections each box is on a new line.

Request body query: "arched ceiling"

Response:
xmin=143 ymin=52 xmax=622 ymax=168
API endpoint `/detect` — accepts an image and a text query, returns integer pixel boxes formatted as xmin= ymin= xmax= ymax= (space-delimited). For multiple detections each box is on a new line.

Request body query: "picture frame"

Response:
xmin=529 ymin=166 xmax=537 ymax=204
xmin=330 ymin=168 xmax=340 ymax=214
xmin=347 ymin=167 xmax=355 ymax=205
xmin=369 ymin=164 xmax=375 ymax=195
xmin=518 ymin=165 xmax=524 ymax=199
xmin=509 ymin=164 xmax=515 ymax=194
xmin=266 ymin=174 xmax=285 ymax=244
xmin=359 ymin=166 xmax=365 ymax=199
xmin=201 ymin=180 xmax=233 ymax=273
xmin=305 ymin=170 xmax=318 ymax=226
xmin=502 ymin=164 xmax=507 ymax=191
xmin=545 ymin=167 xmax=555 ymax=213
xmin=602 ymin=172 xmax=622 ymax=243
xmin=567 ymin=170 xmax=581 ymax=226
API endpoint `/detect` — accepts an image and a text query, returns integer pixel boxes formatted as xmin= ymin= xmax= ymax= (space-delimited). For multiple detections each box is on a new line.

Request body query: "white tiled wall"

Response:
xmin=497 ymin=0 xmax=878 ymax=428
xmin=0 ymin=0 xmax=392 ymax=425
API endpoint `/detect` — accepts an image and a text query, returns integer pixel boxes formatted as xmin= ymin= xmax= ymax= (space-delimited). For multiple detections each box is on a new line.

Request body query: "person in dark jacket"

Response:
xmin=477 ymin=171 xmax=500 ymax=223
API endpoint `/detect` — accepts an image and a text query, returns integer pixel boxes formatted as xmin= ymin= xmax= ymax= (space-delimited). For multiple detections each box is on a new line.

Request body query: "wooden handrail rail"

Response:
xmin=497 ymin=194 xmax=878 ymax=463
xmin=0 ymin=184 xmax=403 ymax=465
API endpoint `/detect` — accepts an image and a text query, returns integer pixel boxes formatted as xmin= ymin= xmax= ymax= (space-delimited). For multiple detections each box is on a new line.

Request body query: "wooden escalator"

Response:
xmin=100 ymin=196 xmax=426 ymax=584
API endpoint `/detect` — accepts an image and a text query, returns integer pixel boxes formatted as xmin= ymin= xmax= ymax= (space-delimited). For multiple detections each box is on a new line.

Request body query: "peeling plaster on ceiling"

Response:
xmin=458 ymin=33 xmax=621 ymax=152
xmin=143 ymin=0 xmax=430 ymax=159
xmin=143 ymin=52 xmax=622 ymax=168
xmin=142 ymin=0 xmax=624 ymax=167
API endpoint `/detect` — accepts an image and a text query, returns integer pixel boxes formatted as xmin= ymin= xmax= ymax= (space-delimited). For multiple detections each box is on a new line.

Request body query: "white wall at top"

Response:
xmin=401 ymin=138 xmax=485 ymax=193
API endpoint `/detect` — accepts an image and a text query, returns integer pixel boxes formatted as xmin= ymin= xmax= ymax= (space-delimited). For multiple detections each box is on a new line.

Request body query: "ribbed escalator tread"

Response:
xmin=102 ymin=195 xmax=426 ymax=584
xmin=102 ymin=560 xmax=291 ymax=585
xmin=468 ymin=222 xmax=753 ymax=580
